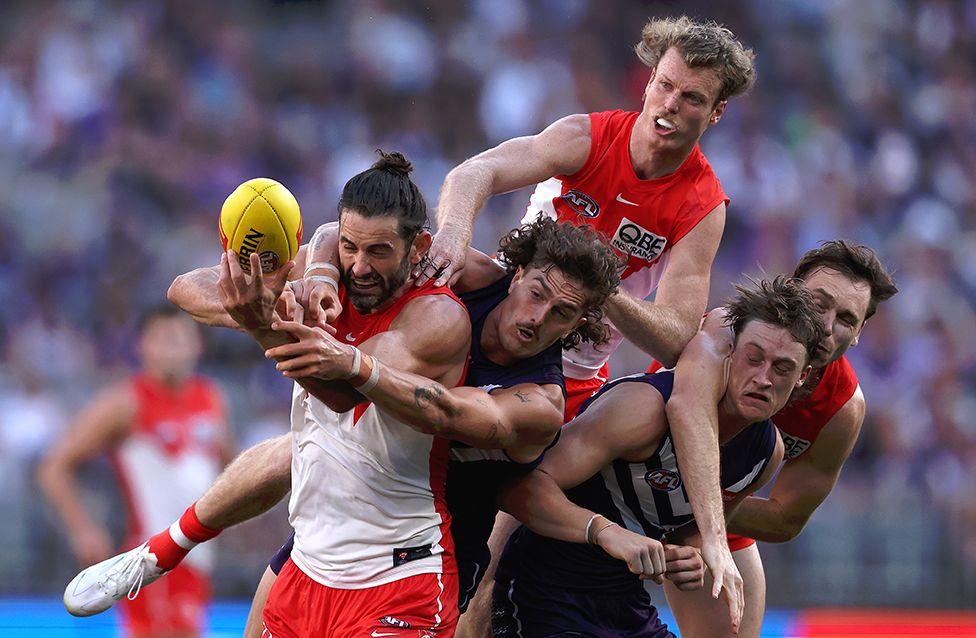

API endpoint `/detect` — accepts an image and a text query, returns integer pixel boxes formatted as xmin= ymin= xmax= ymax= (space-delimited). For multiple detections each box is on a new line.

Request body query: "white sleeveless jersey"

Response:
xmin=112 ymin=374 xmax=225 ymax=573
xmin=287 ymin=384 xmax=453 ymax=589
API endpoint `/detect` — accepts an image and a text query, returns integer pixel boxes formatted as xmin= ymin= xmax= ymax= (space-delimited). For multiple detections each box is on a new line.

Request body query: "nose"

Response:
xmin=664 ymin=92 xmax=680 ymax=114
xmin=755 ymin=365 xmax=774 ymax=389
xmin=350 ymin=254 xmax=373 ymax=278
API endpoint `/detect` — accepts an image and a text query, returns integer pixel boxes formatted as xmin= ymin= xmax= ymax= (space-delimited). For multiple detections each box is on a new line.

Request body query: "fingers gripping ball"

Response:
xmin=218 ymin=178 xmax=303 ymax=274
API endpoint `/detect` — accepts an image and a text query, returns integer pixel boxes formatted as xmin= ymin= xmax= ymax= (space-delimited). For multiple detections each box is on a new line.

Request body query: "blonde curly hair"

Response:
xmin=635 ymin=16 xmax=756 ymax=103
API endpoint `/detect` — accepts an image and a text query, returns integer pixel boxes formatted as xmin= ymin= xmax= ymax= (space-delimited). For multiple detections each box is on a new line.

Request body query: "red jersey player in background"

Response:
xmin=657 ymin=241 xmax=898 ymax=637
xmin=38 ymin=305 xmax=234 ymax=638
xmin=417 ymin=16 xmax=756 ymax=633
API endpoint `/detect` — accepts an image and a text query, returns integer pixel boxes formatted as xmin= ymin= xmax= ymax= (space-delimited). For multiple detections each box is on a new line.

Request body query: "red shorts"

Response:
xmin=263 ymin=559 xmax=459 ymax=637
xmin=563 ymin=363 xmax=610 ymax=423
xmin=118 ymin=562 xmax=210 ymax=636
xmin=727 ymin=533 xmax=757 ymax=552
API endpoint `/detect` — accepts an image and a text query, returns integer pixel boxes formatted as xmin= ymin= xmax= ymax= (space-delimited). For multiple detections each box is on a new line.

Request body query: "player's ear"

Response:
xmin=509 ymin=267 xmax=526 ymax=292
xmin=796 ymin=364 xmax=812 ymax=388
xmin=409 ymin=230 xmax=433 ymax=265
xmin=709 ymin=100 xmax=727 ymax=125
xmin=851 ymin=320 xmax=866 ymax=348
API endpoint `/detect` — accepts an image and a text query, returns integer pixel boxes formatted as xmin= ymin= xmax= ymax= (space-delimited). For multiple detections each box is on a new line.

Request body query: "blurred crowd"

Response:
xmin=1 ymin=0 xmax=974 ymax=606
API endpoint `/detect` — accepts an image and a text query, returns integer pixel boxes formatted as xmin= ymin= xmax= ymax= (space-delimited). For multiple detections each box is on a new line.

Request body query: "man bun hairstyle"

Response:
xmin=338 ymin=149 xmax=428 ymax=240
xmin=793 ymin=240 xmax=898 ymax=320
xmin=725 ymin=276 xmax=827 ymax=366
xmin=497 ymin=217 xmax=622 ymax=350
xmin=635 ymin=15 xmax=756 ymax=103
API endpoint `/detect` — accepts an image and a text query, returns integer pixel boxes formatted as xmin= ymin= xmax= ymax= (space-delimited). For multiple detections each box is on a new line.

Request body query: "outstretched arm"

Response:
xmin=168 ymin=246 xmax=308 ymax=328
xmin=268 ymin=315 xmax=562 ymax=450
xmin=728 ymin=389 xmax=864 ymax=542
xmin=498 ymin=383 xmax=673 ymax=581
xmin=420 ymin=114 xmax=592 ymax=286
xmin=604 ymin=203 xmax=725 ymax=369
xmin=658 ymin=307 xmax=745 ymax=627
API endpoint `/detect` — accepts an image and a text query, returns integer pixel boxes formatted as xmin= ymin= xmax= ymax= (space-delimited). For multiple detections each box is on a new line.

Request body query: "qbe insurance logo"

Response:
xmin=610 ymin=217 xmax=667 ymax=262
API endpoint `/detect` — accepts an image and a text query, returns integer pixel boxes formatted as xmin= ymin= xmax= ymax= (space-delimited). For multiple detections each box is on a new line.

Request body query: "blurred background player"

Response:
xmin=420 ymin=16 xmax=757 ymax=630
xmin=37 ymin=305 xmax=234 ymax=638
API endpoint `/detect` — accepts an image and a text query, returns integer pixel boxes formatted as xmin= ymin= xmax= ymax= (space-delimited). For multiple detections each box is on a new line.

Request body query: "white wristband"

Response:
xmin=584 ymin=513 xmax=601 ymax=545
xmin=347 ymin=347 xmax=362 ymax=380
xmin=307 ymin=274 xmax=338 ymax=289
xmin=355 ymin=357 xmax=381 ymax=394
xmin=305 ymin=261 xmax=340 ymax=277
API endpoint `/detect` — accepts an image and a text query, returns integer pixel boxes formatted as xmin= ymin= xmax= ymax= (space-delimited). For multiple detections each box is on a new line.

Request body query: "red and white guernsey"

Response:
xmin=772 ymin=355 xmax=859 ymax=460
xmin=112 ymin=374 xmax=226 ymax=573
xmin=288 ymin=282 xmax=465 ymax=589
xmin=522 ymin=110 xmax=729 ymax=380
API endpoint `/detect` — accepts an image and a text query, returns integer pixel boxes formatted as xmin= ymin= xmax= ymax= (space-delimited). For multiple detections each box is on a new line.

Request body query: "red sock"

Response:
xmin=146 ymin=502 xmax=221 ymax=571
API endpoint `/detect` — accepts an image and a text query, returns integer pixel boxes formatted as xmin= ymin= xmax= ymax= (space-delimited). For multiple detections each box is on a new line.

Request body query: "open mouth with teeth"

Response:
xmin=516 ymin=326 xmax=535 ymax=342
xmin=655 ymin=117 xmax=677 ymax=135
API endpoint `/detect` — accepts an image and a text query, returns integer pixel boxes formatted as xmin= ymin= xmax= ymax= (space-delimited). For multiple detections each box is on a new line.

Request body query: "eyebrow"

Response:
xmin=811 ymin=288 xmax=836 ymax=303
xmin=339 ymin=234 xmax=395 ymax=249
xmin=534 ymin=274 xmax=584 ymax=312
xmin=533 ymin=274 xmax=553 ymax=295
xmin=660 ymin=73 xmax=709 ymax=102
xmin=745 ymin=341 xmax=799 ymax=367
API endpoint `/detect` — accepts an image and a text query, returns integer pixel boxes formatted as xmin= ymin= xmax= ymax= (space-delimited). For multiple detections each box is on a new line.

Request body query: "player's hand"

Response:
xmin=70 ymin=524 xmax=113 ymax=567
xmin=663 ymin=544 xmax=705 ymax=591
xmin=414 ymin=227 xmax=468 ymax=288
xmin=266 ymin=319 xmax=353 ymax=379
xmin=292 ymin=277 xmax=342 ymax=328
xmin=219 ymin=251 xmax=293 ymax=331
xmin=596 ymin=523 xmax=666 ymax=583
xmin=702 ymin=539 xmax=744 ymax=634
xmin=277 ymin=282 xmax=304 ymax=324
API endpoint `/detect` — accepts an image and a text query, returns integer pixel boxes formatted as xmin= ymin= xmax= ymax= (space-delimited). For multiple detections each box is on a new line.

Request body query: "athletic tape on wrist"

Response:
xmin=307 ymin=275 xmax=338 ymax=289
xmin=355 ymin=356 xmax=381 ymax=394
xmin=584 ymin=513 xmax=601 ymax=545
xmin=305 ymin=262 xmax=340 ymax=277
xmin=348 ymin=347 xmax=362 ymax=379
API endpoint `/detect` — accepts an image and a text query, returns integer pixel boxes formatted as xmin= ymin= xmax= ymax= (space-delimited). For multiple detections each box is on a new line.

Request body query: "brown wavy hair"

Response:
xmin=725 ymin=275 xmax=827 ymax=366
xmin=497 ymin=218 xmax=622 ymax=350
xmin=793 ymin=240 xmax=898 ymax=320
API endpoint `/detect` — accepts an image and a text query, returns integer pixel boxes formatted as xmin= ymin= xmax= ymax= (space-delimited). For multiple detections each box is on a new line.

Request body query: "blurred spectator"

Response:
xmin=2 ymin=0 xmax=974 ymax=607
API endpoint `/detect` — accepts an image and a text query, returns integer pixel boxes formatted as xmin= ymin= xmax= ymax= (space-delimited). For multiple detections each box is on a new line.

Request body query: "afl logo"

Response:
xmin=561 ymin=189 xmax=600 ymax=218
xmin=645 ymin=468 xmax=682 ymax=492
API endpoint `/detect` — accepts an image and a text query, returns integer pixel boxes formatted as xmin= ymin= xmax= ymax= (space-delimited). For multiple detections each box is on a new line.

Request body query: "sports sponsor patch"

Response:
xmin=781 ymin=432 xmax=812 ymax=459
xmin=379 ymin=616 xmax=411 ymax=629
xmin=560 ymin=189 xmax=600 ymax=218
xmin=610 ymin=217 xmax=667 ymax=262
xmin=392 ymin=544 xmax=433 ymax=567
xmin=645 ymin=468 xmax=682 ymax=491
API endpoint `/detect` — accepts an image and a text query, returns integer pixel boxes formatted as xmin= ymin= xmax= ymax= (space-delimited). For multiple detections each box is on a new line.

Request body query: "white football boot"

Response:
xmin=63 ymin=542 xmax=167 ymax=616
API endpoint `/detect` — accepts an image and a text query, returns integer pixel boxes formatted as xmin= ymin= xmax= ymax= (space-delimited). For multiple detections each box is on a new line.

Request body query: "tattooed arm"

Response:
xmin=399 ymin=381 xmax=564 ymax=451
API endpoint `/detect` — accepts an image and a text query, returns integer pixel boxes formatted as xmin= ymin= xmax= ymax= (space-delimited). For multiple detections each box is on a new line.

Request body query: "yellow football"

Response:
xmin=218 ymin=178 xmax=303 ymax=274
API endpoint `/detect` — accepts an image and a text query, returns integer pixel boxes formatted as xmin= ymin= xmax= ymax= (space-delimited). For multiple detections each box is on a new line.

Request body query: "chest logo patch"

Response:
xmin=645 ymin=468 xmax=682 ymax=492
xmin=561 ymin=189 xmax=600 ymax=218
xmin=781 ymin=432 xmax=812 ymax=459
xmin=611 ymin=217 xmax=667 ymax=262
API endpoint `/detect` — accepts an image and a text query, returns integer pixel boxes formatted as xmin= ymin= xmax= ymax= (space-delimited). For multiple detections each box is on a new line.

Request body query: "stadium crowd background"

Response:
xmin=0 ymin=0 xmax=973 ymax=611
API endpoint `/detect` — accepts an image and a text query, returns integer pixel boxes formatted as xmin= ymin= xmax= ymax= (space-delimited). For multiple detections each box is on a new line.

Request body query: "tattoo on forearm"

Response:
xmin=414 ymin=384 xmax=446 ymax=410
xmin=513 ymin=390 xmax=530 ymax=403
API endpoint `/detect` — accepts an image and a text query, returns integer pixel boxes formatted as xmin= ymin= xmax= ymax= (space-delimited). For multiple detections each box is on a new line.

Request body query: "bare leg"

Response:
xmin=195 ymin=434 xmax=292 ymax=529
xmin=664 ymin=543 xmax=765 ymax=638
xmin=455 ymin=512 xmax=520 ymax=638
xmin=244 ymin=567 xmax=278 ymax=638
